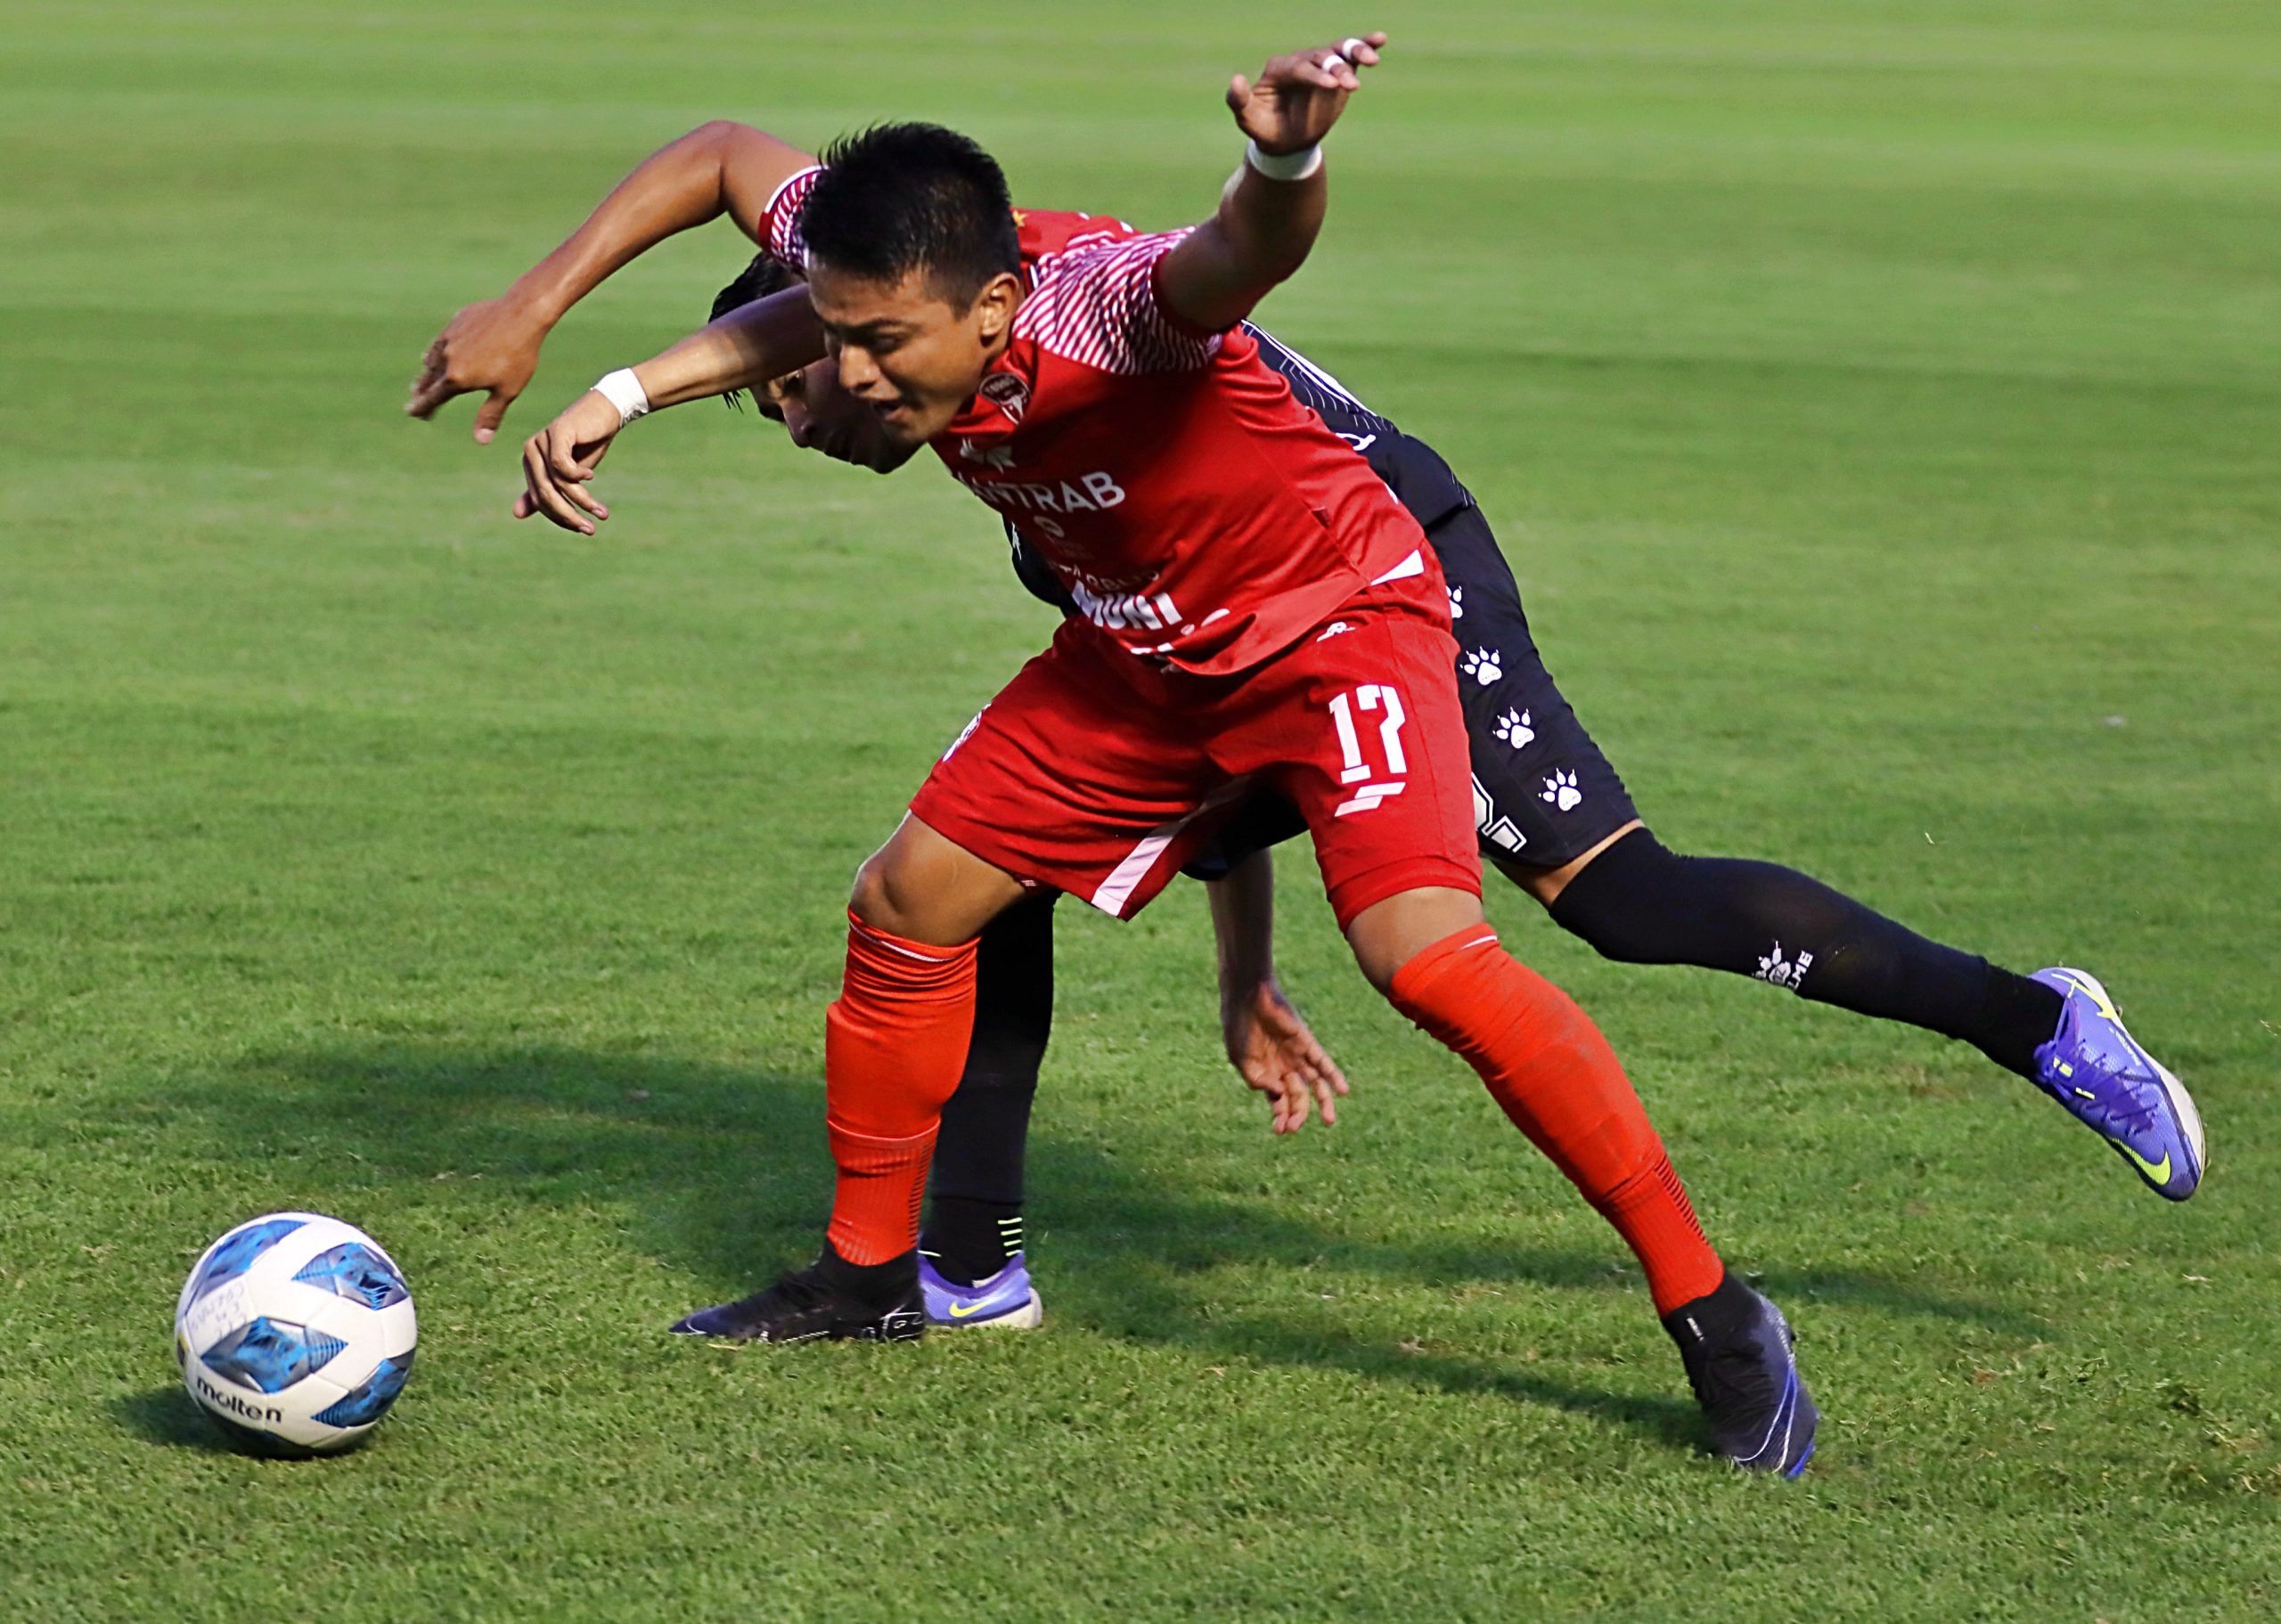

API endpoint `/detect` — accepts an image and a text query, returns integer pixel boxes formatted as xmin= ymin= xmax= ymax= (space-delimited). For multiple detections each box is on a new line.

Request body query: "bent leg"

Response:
xmin=1349 ymin=888 xmax=1724 ymax=1315
xmin=1528 ymin=828 xmax=2064 ymax=1079
xmin=826 ymin=814 xmax=1027 ymax=1267
xmin=1232 ymin=572 xmax=1729 ymax=1318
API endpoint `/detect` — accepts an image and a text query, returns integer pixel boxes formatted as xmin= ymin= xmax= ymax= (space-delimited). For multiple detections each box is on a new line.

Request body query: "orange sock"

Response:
xmin=823 ymin=911 xmax=980 ymax=1265
xmin=1389 ymin=925 xmax=1725 ymax=1314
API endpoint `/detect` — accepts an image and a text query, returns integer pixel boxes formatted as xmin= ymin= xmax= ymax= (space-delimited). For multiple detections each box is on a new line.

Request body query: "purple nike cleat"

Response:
xmin=920 ymin=1252 xmax=1043 ymax=1329
xmin=2031 ymin=967 xmax=2205 ymax=1200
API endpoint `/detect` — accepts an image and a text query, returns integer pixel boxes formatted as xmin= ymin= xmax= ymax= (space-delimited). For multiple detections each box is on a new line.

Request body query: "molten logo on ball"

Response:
xmin=174 ymin=1211 xmax=418 ymax=1456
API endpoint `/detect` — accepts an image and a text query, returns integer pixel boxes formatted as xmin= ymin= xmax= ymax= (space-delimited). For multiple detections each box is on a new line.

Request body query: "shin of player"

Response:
xmin=821 ymin=827 xmax=1032 ymax=1274
xmin=1356 ymin=895 xmax=1721 ymax=1313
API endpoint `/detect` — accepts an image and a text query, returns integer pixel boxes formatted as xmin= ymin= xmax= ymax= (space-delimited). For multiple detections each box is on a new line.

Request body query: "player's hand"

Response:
xmin=407 ymin=295 xmax=548 ymax=444
xmin=1225 ymin=32 xmax=1387 ymax=155
xmin=513 ymin=391 xmax=622 ymax=535
xmin=1222 ymin=975 xmax=1349 ymax=1135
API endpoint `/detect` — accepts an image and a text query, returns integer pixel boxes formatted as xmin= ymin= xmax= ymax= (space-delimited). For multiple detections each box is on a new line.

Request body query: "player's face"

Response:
xmin=753 ymin=358 xmax=920 ymax=474
xmin=805 ymin=263 xmax=1018 ymax=447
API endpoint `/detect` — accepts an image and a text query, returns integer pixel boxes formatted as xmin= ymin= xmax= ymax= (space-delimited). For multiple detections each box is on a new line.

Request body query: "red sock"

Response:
xmin=1389 ymin=925 xmax=1725 ymax=1314
xmin=823 ymin=911 xmax=979 ymax=1265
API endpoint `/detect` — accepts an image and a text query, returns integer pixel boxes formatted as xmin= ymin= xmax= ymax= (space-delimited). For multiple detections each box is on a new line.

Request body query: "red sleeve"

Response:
xmin=1015 ymin=230 xmax=1222 ymax=375
xmin=760 ymin=166 xmax=822 ymax=268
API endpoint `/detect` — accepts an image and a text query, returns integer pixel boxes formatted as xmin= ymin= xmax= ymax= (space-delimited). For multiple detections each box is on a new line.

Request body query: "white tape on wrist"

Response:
xmin=593 ymin=368 xmax=650 ymax=426
xmin=1244 ymin=139 xmax=1324 ymax=183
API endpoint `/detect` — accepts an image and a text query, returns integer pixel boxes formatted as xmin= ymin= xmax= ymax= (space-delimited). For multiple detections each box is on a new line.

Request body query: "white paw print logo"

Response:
xmin=1448 ymin=585 xmax=1465 ymax=621
xmin=1460 ymin=647 xmax=1501 ymax=686
xmin=1754 ymin=941 xmax=1814 ymax=991
xmin=1540 ymin=769 xmax=1582 ymax=812
xmin=1494 ymin=708 xmax=1534 ymax=749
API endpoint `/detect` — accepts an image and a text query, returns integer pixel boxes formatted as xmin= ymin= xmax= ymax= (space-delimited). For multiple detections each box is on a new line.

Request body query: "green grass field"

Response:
xmin=4 ymin=2 xmax=2278 ymax=1618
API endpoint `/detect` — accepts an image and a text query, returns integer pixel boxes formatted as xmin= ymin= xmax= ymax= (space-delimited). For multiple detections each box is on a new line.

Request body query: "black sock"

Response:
xmin=1549 ymin=830 xmax=2064 ymax=1080
xmin=925 ymin=1198 xmax=1026 ymax=1288
xmin=920 ymin=892 xmax=1055 ymax=1285
xmin=819 ymin=1241 xmax=919 ymax=1307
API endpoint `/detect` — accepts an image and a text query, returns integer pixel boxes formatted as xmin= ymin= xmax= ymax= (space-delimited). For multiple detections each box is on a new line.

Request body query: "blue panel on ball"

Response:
xmin=313 ymin=1351 xmax=414 ymax=1428
xmin=186 ymin=1218 xmax=307 ymax=1305
xmin=200 ymin=1316 xmax=348 ymax=1394
xmin=293 ymin=1243 xmax=410 ymax=1310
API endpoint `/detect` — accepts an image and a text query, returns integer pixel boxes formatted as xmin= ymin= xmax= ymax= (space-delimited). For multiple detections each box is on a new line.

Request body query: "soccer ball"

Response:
xmin=174 ymin=1211 xmax=418 ymax=1456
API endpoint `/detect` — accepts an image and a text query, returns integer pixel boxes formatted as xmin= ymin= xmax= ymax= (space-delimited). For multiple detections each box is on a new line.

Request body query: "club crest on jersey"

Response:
xmin=960 ymin=438 xmax=1017 ymax=470
xmin=978 ymin=371 xmax=1031 ymax=425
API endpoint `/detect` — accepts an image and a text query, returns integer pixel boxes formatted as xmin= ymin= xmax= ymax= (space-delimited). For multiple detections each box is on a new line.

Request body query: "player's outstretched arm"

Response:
xmin=512 ymin=283 xmax=828 ymax=534
xmin=1207 ymin=849 xmax=1350 ymax=1134
xmin=1156 ymin=32 xmax=1386 ymax=336
xmin=410 ymin=120 xmax=816 ymax=443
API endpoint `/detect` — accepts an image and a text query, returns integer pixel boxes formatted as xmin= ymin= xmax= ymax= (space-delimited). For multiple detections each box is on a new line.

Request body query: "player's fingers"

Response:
xmin=1314 ymin=1073 xmax=1340 ymax=1126
xmin=405 ymin=372 xmax=454 ymax=420
xmin=560 ymin=476 xmax=607 ymax=521
xmin=529 ymin=475 xmax=593 ymax=534
xmin=521 ymin=440 xmax=594 ymax=535
xmin=1310 ymin=47 xmax=1361 ymax=90
xmin=405 ymin=340 xmax=447 ymax=417
xmin=544 ymin=438 xmax=608 ymax=513
xmin=1283 ymin=1075 xmax=1311 ymax=1132
xmin=547 ymin=433 xmax=593 ymax=485
xmin=1296 ymin=1053 xmax=1341 ymax=1104
xmin=1273 ymin=1072 xmax=1304 ymax=1131
xmin=471 ymin=389 xmax=512 ymax=445
xmin=1226 ymin=73 xmax=1251 ymax=113
xmin=527 ymin=477 xmax=591 ymax=534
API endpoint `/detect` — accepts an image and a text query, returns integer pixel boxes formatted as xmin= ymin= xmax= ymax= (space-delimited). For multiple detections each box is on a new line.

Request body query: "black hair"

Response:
xmin=710 ymin=251 xmax=797 ymax=412
xmin=710 ymin=250 xmax=795 ymax=324
xmin=799 ymin=122 xmax=1019 ymax=303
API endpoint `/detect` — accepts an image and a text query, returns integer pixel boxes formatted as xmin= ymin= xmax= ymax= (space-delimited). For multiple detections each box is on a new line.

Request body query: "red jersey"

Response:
xmin=762 ymin=169 xmax=1431 ymax=675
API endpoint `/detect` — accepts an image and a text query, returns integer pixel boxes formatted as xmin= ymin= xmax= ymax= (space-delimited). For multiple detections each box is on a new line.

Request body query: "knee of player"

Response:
xmin=1543 ymin=828 xmax=1680 ymax=963
xmin=847 ymin=851 xmax=919 ymax=935
xmin=1345 ymin=885 xmax=1491 ymax=994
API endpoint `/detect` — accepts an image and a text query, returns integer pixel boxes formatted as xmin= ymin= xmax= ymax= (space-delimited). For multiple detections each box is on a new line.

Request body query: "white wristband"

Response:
xmin=593 ymin=367 xmax=651 ymax=426
xmin=1244 ymin=139 xmax=1323 ymax=184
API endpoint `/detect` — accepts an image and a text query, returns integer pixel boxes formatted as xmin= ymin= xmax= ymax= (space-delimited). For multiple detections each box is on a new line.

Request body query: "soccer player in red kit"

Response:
xmin=502 ymin=37 xmax=1817 ymax=1473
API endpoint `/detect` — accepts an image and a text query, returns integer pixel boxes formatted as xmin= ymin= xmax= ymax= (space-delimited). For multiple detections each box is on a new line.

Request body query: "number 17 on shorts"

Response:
xmin=1329 ymin=684 xmax=1408 ymax=816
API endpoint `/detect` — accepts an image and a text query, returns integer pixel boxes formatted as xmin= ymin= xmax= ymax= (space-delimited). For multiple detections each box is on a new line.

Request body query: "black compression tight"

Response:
xmin=920 ymin=892 xmax=1056 ymax=1284
xmin=1544 ymin=828 xmax=2062 ymax=1079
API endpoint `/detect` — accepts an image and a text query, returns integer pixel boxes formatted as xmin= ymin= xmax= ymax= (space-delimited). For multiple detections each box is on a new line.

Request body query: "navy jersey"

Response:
xmin=1006 ymin=322 xmax=1474 ymax=613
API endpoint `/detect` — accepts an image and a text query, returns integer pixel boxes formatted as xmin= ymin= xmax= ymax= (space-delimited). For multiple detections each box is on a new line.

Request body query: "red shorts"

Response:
xmin=910 ymin=561 xmax=1481 ymax=927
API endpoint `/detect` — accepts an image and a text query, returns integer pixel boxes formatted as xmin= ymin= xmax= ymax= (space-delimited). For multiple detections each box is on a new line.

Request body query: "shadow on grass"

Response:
xmin=144 ymin=1039 xmax=2034 ymax=1457
xmin=115 ymin=1386 xmax=241 ymax=1455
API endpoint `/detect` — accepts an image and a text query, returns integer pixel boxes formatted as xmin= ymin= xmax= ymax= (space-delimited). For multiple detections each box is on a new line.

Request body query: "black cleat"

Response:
xmin=669 ymin=1245 xmax=926 ymax=1344
xmin=1663 ymin=1272 xmax=1819 ymax=1477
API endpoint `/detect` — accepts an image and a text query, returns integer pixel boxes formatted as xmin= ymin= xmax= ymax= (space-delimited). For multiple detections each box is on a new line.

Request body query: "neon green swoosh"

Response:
xmin=2113 ymin=1139 xmax=2171 ymax=1185
xmin=2060 ymin=972 xmax=2121 ymax=1024
xmin=947 ymin=1299 xmax=991 ymax=1319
